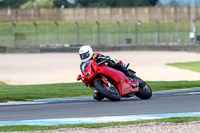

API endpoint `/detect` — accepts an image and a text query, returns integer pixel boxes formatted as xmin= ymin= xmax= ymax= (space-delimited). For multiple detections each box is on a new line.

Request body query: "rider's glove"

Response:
xmin=113 ymin=59 xmax=119 ymax=64
xmin=105 ymin=56 xmax=110 ymax=62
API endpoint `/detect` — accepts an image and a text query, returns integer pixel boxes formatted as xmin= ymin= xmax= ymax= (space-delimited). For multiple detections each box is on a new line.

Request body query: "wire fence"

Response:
xmin=0 ymin=21 xmax=200 ymax=47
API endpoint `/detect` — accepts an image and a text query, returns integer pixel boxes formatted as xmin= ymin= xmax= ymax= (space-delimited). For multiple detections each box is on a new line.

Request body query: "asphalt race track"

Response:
xmin=0 ymin=88 xmax=200 ymax=122
xmin=0 ymin=51 xmax=200 ymax=126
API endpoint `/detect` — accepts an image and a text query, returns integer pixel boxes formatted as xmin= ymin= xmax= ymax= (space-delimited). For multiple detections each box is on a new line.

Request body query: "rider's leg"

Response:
xmin=108 ymin=60 xmax=138 ymax=87
xmin=108 ymin=60 xmax=135 ymax=77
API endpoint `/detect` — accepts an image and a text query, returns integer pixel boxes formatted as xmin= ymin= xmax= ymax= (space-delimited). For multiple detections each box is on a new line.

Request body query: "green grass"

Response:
xmin=0 ymin=117 xmax=199 ymax=132
xmin=0 ymin=21 xmax=199 ymax=46
xmin=147 ymin=81 xmax=200 ymax=91
xmin=0 ymin=81 xmax=7 ymax=86
xmin=0 ymin=82 xmax=93 ymax=102
xmin=0 ymin=81 xmax=200 ymax=102
xmin=167 ymin=61 xmax=200 ymax=73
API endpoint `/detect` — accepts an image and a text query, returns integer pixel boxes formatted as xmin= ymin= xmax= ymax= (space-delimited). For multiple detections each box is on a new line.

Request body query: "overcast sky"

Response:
xmin=158 ymin=0 xmax=200 ymax=6
xmin=67 ymin=0 xmax=75 ymax=4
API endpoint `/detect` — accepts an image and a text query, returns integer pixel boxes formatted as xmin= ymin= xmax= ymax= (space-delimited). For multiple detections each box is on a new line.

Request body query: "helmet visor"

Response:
xmin=80 ymin=51 xmax=90 ymax=60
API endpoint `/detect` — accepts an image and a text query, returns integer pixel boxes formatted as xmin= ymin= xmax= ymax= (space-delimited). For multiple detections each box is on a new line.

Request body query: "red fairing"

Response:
xmin=97 ymin=65 xmax=139 ymax=96
xmin=77 ymin=54 xmax=139 ymax=97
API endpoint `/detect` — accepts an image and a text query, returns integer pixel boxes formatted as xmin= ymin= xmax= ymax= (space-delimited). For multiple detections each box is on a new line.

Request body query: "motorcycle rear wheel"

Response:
xmin=94 ymin=80 xmax=121 ymax=101
xmin=135 ymin=77 xmax=152 ymax=99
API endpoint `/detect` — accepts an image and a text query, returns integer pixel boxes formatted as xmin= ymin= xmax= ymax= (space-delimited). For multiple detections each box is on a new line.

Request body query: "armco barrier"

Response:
xmin=1 ymin=45 xmax=200 ymax=53
xmin=4 ymin=46 xmax=40 ymax=53
xmin=0 ymin=46 xmax=6 ymax=53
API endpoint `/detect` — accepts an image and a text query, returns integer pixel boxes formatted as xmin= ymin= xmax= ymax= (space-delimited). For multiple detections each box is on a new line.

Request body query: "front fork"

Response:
xmin=94 ymin=75 xmax=114 ymax=90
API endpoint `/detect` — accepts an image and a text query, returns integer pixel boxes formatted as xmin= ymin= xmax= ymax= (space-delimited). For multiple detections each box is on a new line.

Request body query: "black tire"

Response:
xmin=93 ymin=92 xmax=104 ymax=101
xmin=94 ymin=80 xmax=121 ymax=101
xmin=135 ymin=77 xmax=152 ymax=99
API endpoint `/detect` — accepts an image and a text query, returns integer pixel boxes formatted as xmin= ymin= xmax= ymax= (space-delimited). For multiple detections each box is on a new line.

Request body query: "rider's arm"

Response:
xmin=80 ymin=62 xmax=85 ymax=72
xmin=96 ymin=54 xmax=110 ymax=63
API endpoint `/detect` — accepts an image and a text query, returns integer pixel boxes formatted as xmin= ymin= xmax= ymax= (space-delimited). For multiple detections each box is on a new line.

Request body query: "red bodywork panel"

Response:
xmin=77 ymin=56 xmax=139 ymax=97
xmin=97 ymin=65 xmax=139 ymax=96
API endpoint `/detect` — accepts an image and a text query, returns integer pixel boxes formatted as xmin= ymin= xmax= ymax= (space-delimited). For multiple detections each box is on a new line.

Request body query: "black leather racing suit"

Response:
xmin=80 ymin=53 xmax=135 ymax=78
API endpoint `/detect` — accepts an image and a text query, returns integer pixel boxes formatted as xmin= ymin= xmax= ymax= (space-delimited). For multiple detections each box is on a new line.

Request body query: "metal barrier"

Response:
xmin=0 ymin=20 xmax=199 ymax=46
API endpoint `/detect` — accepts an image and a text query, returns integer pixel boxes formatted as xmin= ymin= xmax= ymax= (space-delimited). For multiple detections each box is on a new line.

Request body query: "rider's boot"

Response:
xmin=93 ymin=90 xmax=104 ymax=101
xmin=132 ymin=80 xmax=139 ymax=88
xmin=127 ymin=70 xmax=139 ymax=88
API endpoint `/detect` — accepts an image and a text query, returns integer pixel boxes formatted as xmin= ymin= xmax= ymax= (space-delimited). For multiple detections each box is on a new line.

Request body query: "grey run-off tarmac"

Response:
xmin=0 ymin=51 xmax=200 ymax=85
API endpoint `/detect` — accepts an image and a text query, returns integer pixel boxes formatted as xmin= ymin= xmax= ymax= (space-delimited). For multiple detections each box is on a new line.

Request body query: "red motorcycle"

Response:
xmin=77 ymin=53 xmax=152 ymax=101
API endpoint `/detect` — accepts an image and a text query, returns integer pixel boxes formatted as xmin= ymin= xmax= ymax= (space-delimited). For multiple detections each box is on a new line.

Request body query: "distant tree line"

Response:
xmin=0 ymin=0 xmax=159 ymax=9
xmin=74 ymin=0 xmax=158 ymax=8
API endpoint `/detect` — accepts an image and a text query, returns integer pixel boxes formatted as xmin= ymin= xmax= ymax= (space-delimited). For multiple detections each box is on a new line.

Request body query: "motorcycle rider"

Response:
xmin=79 ymin=45 xmax=139 ymax=100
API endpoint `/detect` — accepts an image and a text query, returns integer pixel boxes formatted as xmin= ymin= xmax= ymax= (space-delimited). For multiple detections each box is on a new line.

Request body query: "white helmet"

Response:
xmin=79 ymin=45 xmax=94 ymax=62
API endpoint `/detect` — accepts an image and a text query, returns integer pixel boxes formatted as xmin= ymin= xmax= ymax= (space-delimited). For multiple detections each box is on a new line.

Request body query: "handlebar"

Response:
xmin=77 ymin=74 xmax=82 ymax=81
xmin=97 ymin=59 xmax=107 ymax=65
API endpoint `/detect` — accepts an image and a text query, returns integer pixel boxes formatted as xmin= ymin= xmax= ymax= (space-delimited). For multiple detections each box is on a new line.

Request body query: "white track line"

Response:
xmin=0 ymin=112 xmax=200 ymax=126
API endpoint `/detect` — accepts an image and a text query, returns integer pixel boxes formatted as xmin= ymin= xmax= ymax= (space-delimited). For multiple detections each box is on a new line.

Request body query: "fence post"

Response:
xmin=75 ymin=21 xmax=79 ymax=45
xmin=12 ymin=22 xmax=17 ymax=46
xmin=135 ymin=23 xmax=138 ymax=45
xmin=156 ymin=20 xmax=160 ymax=44
xmin=175 ymin=20 xmax=179 ymax=43
xmin=193 ymin=19 xmax=196 ymax=44
xmin=175 ymin=20 xmax=180 ymax=43
xmin=55 ymin=22 xmax=59 ymax=44
xmin=33 ymin=22 xmax=38 ymax=45
xmin=96 ymin=21 xmax=100 ymax=45
xmin=116 ymin=21 xmax=120 ymax=45
xmin=137 ymin=20 xmax=142 ymax=45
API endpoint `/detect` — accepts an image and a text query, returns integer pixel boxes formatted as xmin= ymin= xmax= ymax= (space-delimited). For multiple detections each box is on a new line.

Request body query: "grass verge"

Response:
xmin=0 ymin=82 xmax=7 ymax=86
xmin=0 ymin=82 xmax=93 ymax=102
xmin=0 ymin=81 xmax=200 ymax=102
xmin=0 ymin=117 xmax=199 ymax=132
xmin=167 ymin=61 xmax=200 ymax=73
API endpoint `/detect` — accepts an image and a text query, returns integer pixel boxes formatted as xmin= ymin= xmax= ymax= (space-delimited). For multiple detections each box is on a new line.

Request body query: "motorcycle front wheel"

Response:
xmin=94 ymin=80 xmax=121 ymax=101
